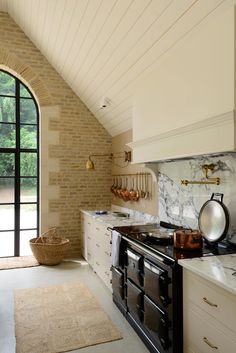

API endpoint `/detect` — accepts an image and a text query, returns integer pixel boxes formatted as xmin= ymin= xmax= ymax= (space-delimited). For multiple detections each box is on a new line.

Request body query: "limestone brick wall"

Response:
xmin=0 ymin=12 xmax=112 ymax=257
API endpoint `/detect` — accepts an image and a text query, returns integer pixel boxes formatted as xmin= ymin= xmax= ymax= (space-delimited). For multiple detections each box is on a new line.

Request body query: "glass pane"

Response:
xmin=20 ymin=125 xmax=37 ymax=149
xmin=0 ymin=71 xmax=15 ymax=96
xmin=0 ymin=153 xmax=15 ymax=176
xmin=20 ymin=178 xmax=37 ymax=203
xmin=0 ymin=96 xmax=16 ymax=122
xmin=0 ymin=123 xmax=15 ymax=148
xmin=0 ymin=231 xmax=14 ymax=257
xmin=0 ymin=178 xmax=14 ymax=203
xmin=20 ymin=152 xmax=37 ymax=176
xmin=20 ymin=83 xmax=31 ymax=98
xmin=20 ymin=204 xmax=37 ymax=229
xmin=20 ymin=230 xmax=36 ymax=256
xmin=0 ymin=205 xmax=14 ymax=230
xmin=20 ymin=99 xmax=37 ymax=124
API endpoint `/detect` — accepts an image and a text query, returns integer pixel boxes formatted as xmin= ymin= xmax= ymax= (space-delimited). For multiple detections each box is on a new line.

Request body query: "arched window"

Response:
xmin=0 ymin=69 xmax=39 ymax=257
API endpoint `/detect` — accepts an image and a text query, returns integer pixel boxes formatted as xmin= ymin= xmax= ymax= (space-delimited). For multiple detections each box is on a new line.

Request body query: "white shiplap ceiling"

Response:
xmin=0 ymin=0 xmax=227 ymax=136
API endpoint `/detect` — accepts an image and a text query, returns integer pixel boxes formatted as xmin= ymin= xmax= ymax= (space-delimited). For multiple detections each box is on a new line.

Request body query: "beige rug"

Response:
xmin=14 ymin=282 xmax=122 ymax=353
xmin=0 ymin=255 xmax=39 ymax=270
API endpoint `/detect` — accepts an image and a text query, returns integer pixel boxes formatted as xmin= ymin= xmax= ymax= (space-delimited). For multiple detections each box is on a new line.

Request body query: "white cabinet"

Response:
xmin=183 ymin=269 xmax=236 ymax=353
xmin=81 ymin=213 xmax=112 ymax=291
xmin=81 ymin=213 xmax=93 ymax=262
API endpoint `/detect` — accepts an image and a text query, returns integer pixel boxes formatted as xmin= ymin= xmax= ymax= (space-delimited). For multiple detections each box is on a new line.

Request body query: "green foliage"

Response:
xmin=0 ymin=71 xmax=37 ymax=186
xmin=0 ymin=71 xmax=15 ymax=96
xmin=0 ymin=153 xmax=14 ymax=176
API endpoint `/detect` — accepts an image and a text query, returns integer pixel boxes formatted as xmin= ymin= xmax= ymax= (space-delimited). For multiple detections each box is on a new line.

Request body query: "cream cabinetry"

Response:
xmin=183 ymin=269 xmax=236 ymax=353
xmin=81 ymin=213 xmax=93 ymax=262
xmin=81 ymin=213 xmax=112 ymax=291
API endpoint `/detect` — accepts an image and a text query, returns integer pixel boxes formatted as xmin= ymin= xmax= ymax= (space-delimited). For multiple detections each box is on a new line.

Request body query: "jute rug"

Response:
xmin=14 ymin=282 xmax=122 ymax=353
xmin=0 ymin=255 xmax=39 ymax=270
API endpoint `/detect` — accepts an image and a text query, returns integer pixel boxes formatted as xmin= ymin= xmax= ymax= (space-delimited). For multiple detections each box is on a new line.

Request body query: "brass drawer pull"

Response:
xmin=105 ymin=233 xmax=110 ymax=237
xmin=96 ymin=227 xmax=100 ymax=231
xmin=105 ymin=251 xmax=111 ymax=256
xmin=96 ymin=243 xmax=100 ymax=247
xmin=203 ymin=337 xmax=218 ymax=349
xmin=203 ymin=297 xmax=218 ymax=307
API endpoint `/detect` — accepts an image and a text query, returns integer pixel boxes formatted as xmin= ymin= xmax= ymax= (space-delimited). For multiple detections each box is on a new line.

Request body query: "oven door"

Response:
xmin=144 ymin=259 xmax=170 ymax=308
xmin=127 ymin=279 xmax=143 ymax=322
xmin=144 ymin=294 xmax=169 ymax=350
xmin=112 ymin=267 xmax=124 ymax=301
xmin=126 ymin=248 xmax=143 ymax=286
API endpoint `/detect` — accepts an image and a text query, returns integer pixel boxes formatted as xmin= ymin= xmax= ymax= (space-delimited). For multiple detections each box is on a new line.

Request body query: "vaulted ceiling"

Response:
xmin=0 ymin=0 xmax=226 ymax=136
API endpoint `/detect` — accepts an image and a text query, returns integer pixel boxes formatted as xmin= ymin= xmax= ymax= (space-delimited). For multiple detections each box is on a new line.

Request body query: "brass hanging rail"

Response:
xmin=181 ymin=178 xmax=220 ymax=186
xmin=112 ymin=172 xmax=151 ymax=177
xmin=181 ymin=164 xmax=221 ymax=186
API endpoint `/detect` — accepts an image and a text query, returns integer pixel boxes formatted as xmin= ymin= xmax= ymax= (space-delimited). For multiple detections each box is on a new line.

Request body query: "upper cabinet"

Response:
xmin=128 ymin=2 xmax=235 ymax=163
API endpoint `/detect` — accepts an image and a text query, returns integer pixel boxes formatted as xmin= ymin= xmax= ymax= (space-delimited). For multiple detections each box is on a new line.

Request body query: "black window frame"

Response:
xmin=0 ymin=69 xmax=39 ymax=257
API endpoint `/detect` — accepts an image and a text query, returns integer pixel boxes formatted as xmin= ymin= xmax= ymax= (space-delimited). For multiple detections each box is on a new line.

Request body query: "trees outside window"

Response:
xmin=0 ymin=70 xmax=39 ymax=257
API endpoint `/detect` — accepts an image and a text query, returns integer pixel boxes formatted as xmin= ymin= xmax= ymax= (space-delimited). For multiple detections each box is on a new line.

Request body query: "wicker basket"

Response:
xmin=29 ymin=228 xmax=70 ymax=265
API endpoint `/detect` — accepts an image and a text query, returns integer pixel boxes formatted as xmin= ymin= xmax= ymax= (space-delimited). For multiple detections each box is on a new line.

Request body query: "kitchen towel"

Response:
xmin=111 ymin=230 xmax=121 ymax=267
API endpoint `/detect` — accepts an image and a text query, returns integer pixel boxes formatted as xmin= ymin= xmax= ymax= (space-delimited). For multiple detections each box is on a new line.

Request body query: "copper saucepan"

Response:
xmin=173 ymin=229 xmax=203 ymax=251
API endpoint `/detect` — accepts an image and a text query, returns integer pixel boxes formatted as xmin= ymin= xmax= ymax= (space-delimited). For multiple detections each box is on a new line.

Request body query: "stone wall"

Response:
xmin=158 ymin=154 xmax=236 ymax=231
xmin=0 ymin=12 xmax=112 ymax=257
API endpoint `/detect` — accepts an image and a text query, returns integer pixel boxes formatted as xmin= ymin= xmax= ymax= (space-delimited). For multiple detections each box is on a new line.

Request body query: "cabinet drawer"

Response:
xmin=95 ymin=261 xmax=112 ymax=291
xmin=94 ymin=222 xmax=110 ymax=237
xmin=94 ymin=223 xmax=111 ymax=249
xmin=184 ymin=305 xmax=236 ymax=353
xmin=184 ymin=270 xmax=236 ymax=334
xmin=101 ymin=268 xmax=112 ymax=291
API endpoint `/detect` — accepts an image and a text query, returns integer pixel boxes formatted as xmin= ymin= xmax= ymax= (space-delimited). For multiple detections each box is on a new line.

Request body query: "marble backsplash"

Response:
xmin=158 ymin=153 xmax=236 ymax=231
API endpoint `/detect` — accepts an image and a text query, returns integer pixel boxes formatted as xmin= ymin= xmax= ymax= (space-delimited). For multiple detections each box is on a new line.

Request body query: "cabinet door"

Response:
xmin=86 ymin=220 xmax=95 ymax=267
xmin=81 ymin=229 xmax=87 ymax=260
xmin=93 ymin=221 xmax=112 ymax=290
xmin=81 ymin=214 xmax=93 ymax=261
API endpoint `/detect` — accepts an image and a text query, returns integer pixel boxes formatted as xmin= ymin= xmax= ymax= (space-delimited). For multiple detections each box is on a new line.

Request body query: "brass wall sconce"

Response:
xmin=181 ymin=164 xmax=221 ymax=186
xmin=86 ymin=151 xmax=131 ymax=170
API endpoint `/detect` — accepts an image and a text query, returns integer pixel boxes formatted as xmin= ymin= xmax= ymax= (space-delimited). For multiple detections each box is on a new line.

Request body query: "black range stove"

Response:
xmin=114 ymin=222 xmax=236 ymax=261
xmin=111 ymin=222 xmax=236 ymax=353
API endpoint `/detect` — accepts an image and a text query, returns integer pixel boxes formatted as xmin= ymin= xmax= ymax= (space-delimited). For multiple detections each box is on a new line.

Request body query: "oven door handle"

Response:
xmin=144 ymin=261 xmax=162 ymax=274
xmin=122 ymin=235 xmax=166 ymax=262
xmin=127 ymin=249 xmax=141 ymax=261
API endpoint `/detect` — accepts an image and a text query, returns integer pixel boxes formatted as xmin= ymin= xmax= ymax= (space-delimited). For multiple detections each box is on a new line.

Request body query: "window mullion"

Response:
xmin=14 ymin=79 xmax=20 ymax=256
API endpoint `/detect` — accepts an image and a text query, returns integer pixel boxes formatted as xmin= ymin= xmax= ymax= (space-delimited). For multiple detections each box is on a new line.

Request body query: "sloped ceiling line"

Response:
xmin=0 ymin=0 xmax=226 ymax=136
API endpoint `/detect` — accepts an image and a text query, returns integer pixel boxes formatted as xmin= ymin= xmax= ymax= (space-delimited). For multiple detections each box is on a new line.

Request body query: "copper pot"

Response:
xmin=173 ymin=229 xmax=203 ymax=250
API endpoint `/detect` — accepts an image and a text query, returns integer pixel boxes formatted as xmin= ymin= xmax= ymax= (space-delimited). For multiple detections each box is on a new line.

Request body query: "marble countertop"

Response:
xmin=179 ymin=254 xmax=236 ymax=295
xmin=81 ymin=209 xmax=153 ymax=228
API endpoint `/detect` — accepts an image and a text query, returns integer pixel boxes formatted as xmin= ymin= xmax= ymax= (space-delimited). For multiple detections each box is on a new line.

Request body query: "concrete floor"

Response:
xmin=0 ymin=259 xmax=149 ymax=353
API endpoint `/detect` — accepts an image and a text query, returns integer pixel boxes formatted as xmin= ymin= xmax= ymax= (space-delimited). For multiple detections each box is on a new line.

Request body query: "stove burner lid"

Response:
xmin=142 ymin=229 xmax=173 ymax=239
